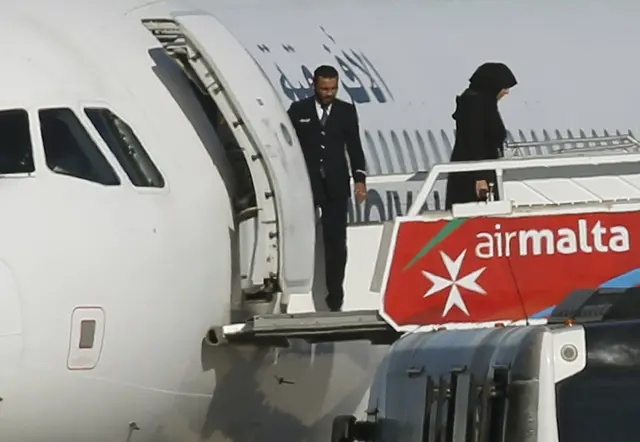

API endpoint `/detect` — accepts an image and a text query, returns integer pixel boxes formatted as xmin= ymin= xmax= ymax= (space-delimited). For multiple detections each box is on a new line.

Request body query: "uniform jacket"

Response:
xmin=288 ymin=97 xmax=366 ymax=205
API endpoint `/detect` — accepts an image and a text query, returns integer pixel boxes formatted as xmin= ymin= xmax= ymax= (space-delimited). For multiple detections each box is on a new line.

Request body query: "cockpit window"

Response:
xmin=84 ymin=108 xmax=165 ymax=188
xmin=0 ymin=109 xmax=35 ymax=174
xmin=39 ymin=108 xmax=120 ymax=186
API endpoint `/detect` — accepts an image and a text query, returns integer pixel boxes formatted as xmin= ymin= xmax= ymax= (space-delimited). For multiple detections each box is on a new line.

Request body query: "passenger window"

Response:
xmin=40 ymin=108 xmax=119 ymax=185
xmin=84 ymin=108 xmax=164 ymax=188
xmin=0 ymin=109 xmax=35 ymax=174
xmin=363 ymin=130 xmax=382 ymax=175
xmin=390 ymin=130 xmax=407 ymax=173
xmin=377 ymin=130 xmax=393 ymax=174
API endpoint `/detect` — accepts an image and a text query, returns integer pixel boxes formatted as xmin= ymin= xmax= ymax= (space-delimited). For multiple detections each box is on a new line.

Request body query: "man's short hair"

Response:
xmin=313 ymin=65 xmax=339 ymax=83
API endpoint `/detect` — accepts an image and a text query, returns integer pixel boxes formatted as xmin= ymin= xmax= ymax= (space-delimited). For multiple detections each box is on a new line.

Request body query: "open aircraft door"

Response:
xmin=142 ymin=13 xmax=315 ymax=301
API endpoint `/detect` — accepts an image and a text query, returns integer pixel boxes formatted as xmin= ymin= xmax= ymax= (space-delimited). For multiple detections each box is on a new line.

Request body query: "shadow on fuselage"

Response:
xmin=199 ymin=338 xmax=379 ymax=442
xmin=148 ymin=47 xmax=248 ymax=318
xmin=147 ymin=48 xmax=238 ymax=201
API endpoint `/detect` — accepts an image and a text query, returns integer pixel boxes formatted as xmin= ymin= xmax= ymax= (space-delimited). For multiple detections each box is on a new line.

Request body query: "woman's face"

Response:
xmin=497 ymin=88 xmax=510 ymax=100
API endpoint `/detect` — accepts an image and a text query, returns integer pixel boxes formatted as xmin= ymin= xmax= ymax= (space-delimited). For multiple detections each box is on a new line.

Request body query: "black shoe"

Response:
xmin=236 ymin=206 xmax=259 ymax=222
xmin=234 ymin=194 xmax=255 ymax=212
xmin=234 ymin=193 xmax=259 ymax=222
xmin=325 ymin=294 xmax=343 ymax=312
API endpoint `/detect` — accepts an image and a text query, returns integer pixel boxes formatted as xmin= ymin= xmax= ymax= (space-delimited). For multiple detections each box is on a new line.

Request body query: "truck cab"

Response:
xmin=330 ymin=287 xmax=640 ymax=442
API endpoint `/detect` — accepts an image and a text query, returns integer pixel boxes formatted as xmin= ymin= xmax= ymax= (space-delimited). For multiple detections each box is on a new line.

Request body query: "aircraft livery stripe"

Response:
xmin=358 ymin=128 xmax=639 ymax=177
xmin=530 ymin=267 xmax=640 ymax=319
xmin=402 ymin=217 xmax=466 ymax=272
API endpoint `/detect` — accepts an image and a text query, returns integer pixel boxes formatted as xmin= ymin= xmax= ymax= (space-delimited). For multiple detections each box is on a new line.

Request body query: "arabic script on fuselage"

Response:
xmin=255 ymin=26 xmax=394 ymax=104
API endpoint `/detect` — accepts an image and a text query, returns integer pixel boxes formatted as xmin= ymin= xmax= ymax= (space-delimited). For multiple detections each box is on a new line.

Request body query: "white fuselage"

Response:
xmin=2 ymin=0 xmax=640 ymax=441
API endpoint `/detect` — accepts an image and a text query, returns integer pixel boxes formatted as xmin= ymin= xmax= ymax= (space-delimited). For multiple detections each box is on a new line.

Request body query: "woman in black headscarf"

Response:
xmin=444 ymin=62 xmax=517 ymax=210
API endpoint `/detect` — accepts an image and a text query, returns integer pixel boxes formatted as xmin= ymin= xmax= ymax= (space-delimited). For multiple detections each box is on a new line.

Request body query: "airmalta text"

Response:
xmin=475 ymin=219 xmax=630 ymax=259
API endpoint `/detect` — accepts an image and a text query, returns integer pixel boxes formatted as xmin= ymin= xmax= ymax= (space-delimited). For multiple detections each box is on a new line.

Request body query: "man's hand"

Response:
xmin=354 ymin=182 xmax=367 ymax=202
xmin=475 ymin=180 xmax=489 ymax=199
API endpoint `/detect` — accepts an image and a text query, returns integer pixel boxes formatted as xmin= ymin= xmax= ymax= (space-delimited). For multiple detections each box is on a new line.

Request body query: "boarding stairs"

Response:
xmin=406 ymin=134 xmax=640 ymax=218
xmin=211 ymin=134 xmax=640 ymax=345
xmin=504 ymin=133 xmax=640 ymax=157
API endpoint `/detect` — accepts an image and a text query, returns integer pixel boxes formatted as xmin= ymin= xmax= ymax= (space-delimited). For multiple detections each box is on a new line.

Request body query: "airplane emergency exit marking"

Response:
xmin=422 ymin=249 xmax=486 ymax=317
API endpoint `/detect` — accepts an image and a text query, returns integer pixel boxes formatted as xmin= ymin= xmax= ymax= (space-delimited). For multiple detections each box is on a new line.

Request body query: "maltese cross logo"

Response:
xmin=422 ymin=249 xmax=487 ymax=317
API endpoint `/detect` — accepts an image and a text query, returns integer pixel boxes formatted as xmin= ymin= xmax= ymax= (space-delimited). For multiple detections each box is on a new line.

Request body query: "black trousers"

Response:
xmin=319 ymin=196 xmax=349 ymax=308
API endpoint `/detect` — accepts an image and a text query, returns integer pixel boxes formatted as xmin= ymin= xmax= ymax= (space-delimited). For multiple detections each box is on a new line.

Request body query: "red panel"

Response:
xmin=381 ymin=211 xmax=639 ymax=328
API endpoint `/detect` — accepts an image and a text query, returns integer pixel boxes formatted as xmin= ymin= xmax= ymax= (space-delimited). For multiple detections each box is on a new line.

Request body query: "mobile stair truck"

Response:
xmin=219 ymin=135 xmax=640 ymax=442
xmin=329 ymin=135 xmax=640 ymax=442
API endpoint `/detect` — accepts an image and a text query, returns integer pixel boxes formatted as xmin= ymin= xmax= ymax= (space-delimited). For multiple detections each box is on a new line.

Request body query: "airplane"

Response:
xmin=3 ymin=0 xmax=640 ymax=441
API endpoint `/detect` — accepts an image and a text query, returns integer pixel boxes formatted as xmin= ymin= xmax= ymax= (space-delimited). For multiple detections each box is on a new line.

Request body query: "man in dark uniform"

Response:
xmin=287 ymin=65 xmax=367 ymax=312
